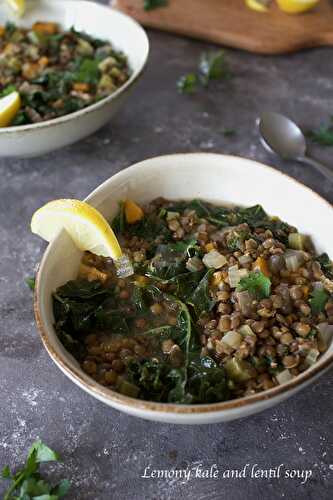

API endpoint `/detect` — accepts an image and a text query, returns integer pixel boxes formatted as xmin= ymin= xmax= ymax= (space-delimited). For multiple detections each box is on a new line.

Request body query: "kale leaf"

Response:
xmin=316 ymin=253 xmax=333 ymax=279
xmin=188 ymin=269 xmax=216 ymax=317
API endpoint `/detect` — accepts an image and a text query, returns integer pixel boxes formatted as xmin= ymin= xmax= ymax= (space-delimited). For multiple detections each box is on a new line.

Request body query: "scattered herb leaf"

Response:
xmin=144 ymin=0 xmax=168 ymax=10
xmin=199 ymin=50 xmax=231 ymax=85
xmin=25 ymin=276 xmax=36 ymax=291
xmin=1 ymin=440 xmax=70 ymax=500
xmin=307 ymin=119 xmax=333 ymax=146
xmin=177 ymin=73 xmax=198 ymax=94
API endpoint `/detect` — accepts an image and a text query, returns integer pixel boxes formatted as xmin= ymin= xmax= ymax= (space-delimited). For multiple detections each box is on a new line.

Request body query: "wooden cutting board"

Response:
xmin=114 ymin=0 xmax=333 ymax=54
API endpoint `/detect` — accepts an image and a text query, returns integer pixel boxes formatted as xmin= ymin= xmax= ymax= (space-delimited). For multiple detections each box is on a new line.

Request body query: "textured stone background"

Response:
xmin=0 ymin=1 xmax=332 ymax=499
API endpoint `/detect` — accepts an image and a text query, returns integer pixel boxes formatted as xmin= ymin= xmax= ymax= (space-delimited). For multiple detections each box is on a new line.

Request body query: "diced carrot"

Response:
xmin=135 ymin=275 xmax=148 ymax=285
xmin=72 ymin=82 xmax=90 ymax=93
xmin=302 ymin=285 xmax=310 ymax=298
xmin=253 ymin=256 xmax=271 ymax=277
xmin=205 ymin=242 xmax=215 ymax=252
xmin=22 ymin=62 xmax=40 ymax=80
xmin=0 ymin=26 xmax=5 ymax=37
xmin=32 ymin=22 xmax=58 ymax=35
xmin=124 ymin=200 xmax=144 ymax=224
xmin=38 ymin=56 xmax=49 ymax=68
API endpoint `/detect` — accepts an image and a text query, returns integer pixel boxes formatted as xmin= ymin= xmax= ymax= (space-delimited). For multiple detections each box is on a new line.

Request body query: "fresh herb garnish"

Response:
xmin=71 ymin=58 xmax=100 ymax=84
xmin=309 ymin=288 xmax=329 ymax=314
xmin=199 ymin=50 xmax=231 ymax=85
xmin=307 ymin=119 xmax=333 ymax=146
xmin=144 ymin=0 xmax=168 ymax=10
xmin=237 ymin=271 xmax=271 ymax=299
xmin=223 ymin=128 xmax=236 ymax=137
xmin=1 ymin=440 xmax=70 ymax=500
xmin=25 ymin=276 xmax=36 ymax=291
xmin=177 ymin=73 xmax=198 ymax=94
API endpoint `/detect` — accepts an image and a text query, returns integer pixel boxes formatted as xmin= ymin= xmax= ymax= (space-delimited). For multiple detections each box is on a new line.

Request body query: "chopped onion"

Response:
xmin=228 ymin=265 xmax=248 ymax=288
xmin=284 ymin=250 xmax=304 ymax=272
xmin=304 ymin=349 xmax=320 ymax=367
xmin=166 ymin=211 xmax=180 ymax=221
xmin=276 ymin=369 xmax=293 ymax=385
xmin=236 ymin=291 xmax=252 ymax=315
xmin=222 ymin=331 xmax=242 ymax=349
xmin=114 ymin=255 xmax=134 ymax=278
xmin=238 ymin=254 xmax=252 ymax=267
xmin=239 ymin=324 xmax=256 ymax=337
xmin=186 ymin=256 xmax=204 ymax=272
xmin=312 ymin=281 xmax=324 ymax=291
xmin=317 ymin=322 xmax=333 ymax=348
xmin=203 ymin=250 xmax=227 ymax=269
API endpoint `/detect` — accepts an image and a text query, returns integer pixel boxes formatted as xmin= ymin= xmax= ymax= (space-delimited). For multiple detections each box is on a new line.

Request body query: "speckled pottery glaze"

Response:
xmin=0 ymin=0 xmax=149 ymax=158
xmin=34 ymin=154 xmax=333 ymax=424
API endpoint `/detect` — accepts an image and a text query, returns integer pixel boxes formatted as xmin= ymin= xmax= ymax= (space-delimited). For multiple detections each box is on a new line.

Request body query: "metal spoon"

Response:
xmin=257 ymin=112 xmax=332 ymax=180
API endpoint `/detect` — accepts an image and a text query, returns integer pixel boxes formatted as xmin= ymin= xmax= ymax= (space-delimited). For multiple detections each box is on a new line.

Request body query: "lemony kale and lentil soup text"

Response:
xmin=53 ymin=198 xmax=333 ymax=403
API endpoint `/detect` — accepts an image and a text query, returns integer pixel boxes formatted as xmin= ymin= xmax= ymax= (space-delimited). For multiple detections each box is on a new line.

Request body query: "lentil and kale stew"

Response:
xmin=53 ymin=198 xmax=333 ymax=403
xmin=0 ymin=22 xmax=130 ymax=125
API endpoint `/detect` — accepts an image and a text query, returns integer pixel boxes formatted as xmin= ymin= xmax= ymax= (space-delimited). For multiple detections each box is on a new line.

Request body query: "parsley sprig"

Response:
xmin=307 ymin=118 xmax=333 ymax=146
xmin=237 ymin=271 xmax=271 ymax=300
xmin=177 ymin=50 xmax=231 ymax=94
xmin=309 ymin=288 xmax=329 ymax=315
xmin=144 ymin=0 xmax=168 ymax=10
xmin=1 ymin=440 xmax=70 ymax=500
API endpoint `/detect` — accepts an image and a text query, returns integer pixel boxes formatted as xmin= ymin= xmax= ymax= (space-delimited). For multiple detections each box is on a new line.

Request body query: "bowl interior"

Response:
xmin=0 ymin=0 xmax=149 ymax=103
xmin=36 ymin=154 xmax=333 ymax=413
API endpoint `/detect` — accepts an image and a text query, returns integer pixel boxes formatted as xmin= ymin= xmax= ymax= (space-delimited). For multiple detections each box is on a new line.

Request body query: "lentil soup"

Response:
xmin=0 ymin=22 xmax=130 ymax=125
xmin=53 ymin=198 xmax=333 ymax=404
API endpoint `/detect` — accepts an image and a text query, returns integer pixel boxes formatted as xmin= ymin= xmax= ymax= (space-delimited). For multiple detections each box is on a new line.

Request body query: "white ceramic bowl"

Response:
xmin=0 ymin=0 xmax=149 ymax=158
xmin=35 ymin=153 xmax=333 ymax=424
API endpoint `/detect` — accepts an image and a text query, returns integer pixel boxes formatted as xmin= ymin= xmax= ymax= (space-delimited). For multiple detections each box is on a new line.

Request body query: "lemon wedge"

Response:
xmin=245 ymin=0 xmax=271 ymax=12
xmin=31 ymin=199 xmax=123 ymax=260
xmin=0 ymin=92 xmax=21 ymax=127
xmin=5 ymin=0 xmax=25 ymax=16
xmin=276 ymin=0 xmax=320 ymax=13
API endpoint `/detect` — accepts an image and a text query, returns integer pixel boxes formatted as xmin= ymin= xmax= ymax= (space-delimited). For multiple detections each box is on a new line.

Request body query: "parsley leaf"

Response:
xmin=177 ymin=73 xmax=198 ymax=94
xmin=237 ymin=271 xmax=271 ymax=299
xmin=309 ymin=288 xmax=329 ymax=315
xmin=1 ymin=440 xmax=70 ymax=500
xmin=307 ymin=119 xmax=333 ymax=146
xmin=144 ymin=0 xmax=168 ymax=10
xmin=199 ymin=50 xmax=231 ymax=85
xmin=71 ymin=58 xmax=100 ymax=84
xmin=25 ymin=276 xmax=36 ymax=291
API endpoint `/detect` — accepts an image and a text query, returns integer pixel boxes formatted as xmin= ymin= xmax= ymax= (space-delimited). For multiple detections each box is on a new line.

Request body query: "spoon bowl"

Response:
xmin=258 ymin=112 xmax=306 ymax=159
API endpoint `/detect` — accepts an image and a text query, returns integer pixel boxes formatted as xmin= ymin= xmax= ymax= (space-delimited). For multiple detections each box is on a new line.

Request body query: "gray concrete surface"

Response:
xmin=0 ymin=3 xmax=332 ymax=499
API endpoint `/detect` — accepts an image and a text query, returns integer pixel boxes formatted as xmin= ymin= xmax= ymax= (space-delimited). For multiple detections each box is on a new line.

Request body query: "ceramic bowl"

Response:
xmin=34 ymin=153 xmax=333 ymax=424
xmin=0 ymin=0 xmax=149 ymax=158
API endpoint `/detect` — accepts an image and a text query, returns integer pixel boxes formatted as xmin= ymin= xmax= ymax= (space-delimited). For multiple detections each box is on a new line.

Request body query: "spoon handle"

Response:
xmin=299 ymin=156 xmax=333 ymax=180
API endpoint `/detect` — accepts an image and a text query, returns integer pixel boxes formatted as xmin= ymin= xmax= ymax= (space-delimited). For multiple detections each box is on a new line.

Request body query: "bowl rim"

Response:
xmin=34 ymin=153 xmax=333 ymax=415
xmin=0 ymin=0 xmax=149 ymax=135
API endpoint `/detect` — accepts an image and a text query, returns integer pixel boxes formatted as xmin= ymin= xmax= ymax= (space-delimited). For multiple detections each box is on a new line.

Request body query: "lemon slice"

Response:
xmin=276 ymin=0 xmax=319 ymax=13
xmin=245 ymin=0 xmax=271 ymax=12
xmin=31 ymin=199 xmax=123 ymax=260
xmin=5 ymin=0 xmax=25 ymax=16
xmin=0 ymin=92 xmax=21 ymax=127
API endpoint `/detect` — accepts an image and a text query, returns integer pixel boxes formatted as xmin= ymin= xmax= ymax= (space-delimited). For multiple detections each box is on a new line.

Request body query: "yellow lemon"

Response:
xmin=0 ymin=92 xmax=21 ymax=127
xmin=276 ymin=0 xmax=320 ymax=14
xmin=245 ymin=0 xmax=271 ymax=12
xmin=31 ymin=199 xmax=123 ymax=260
xmin=5 ymin=0 xmax=25 ymax=16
